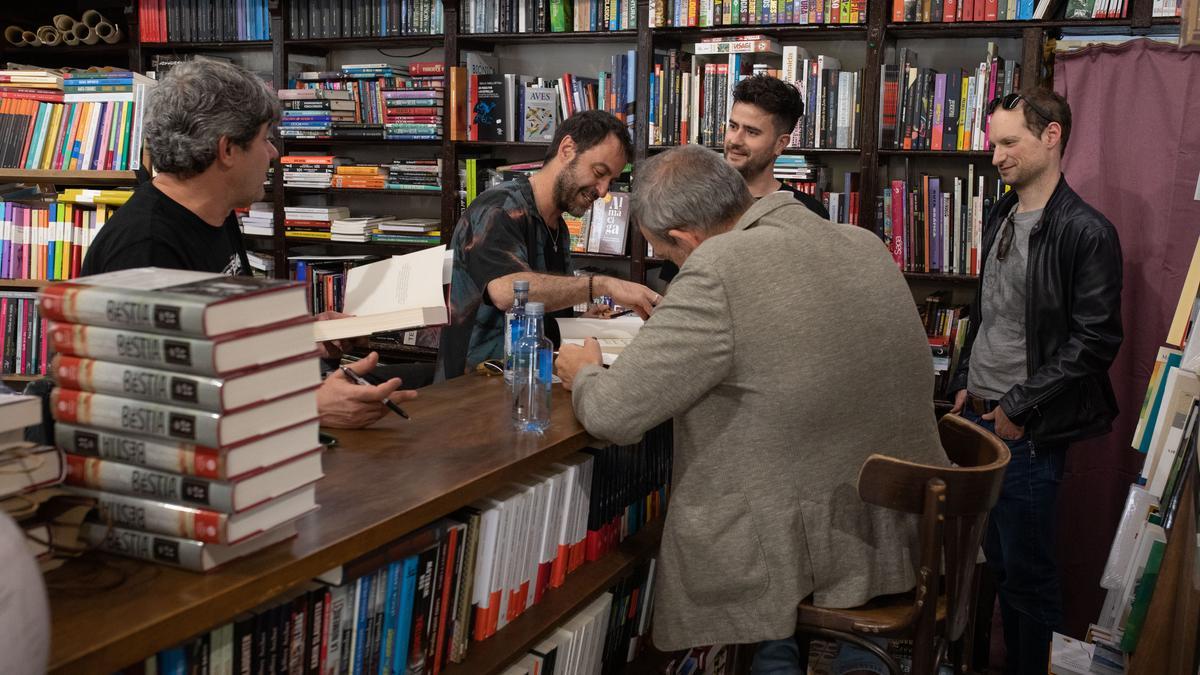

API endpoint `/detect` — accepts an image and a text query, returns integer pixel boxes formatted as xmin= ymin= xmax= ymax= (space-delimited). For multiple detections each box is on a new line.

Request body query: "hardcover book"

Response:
xmin=79 ymin=519 xmax=298 ymax=572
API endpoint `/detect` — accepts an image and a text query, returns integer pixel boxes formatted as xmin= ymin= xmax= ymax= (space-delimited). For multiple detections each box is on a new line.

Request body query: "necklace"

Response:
xmin=544 ymin=220 xmax=561 ymax=252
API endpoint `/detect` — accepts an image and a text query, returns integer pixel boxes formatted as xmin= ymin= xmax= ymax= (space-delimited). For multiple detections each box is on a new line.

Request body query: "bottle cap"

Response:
xmin=513 ymin=280 xmax=530 ymax=292
xmin=526 ymin=302 xmax=545 ymax=316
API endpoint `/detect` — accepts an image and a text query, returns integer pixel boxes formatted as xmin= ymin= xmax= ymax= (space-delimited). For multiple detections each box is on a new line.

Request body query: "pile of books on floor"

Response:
xmin=0 ymin=393 xmax=79 ymax=574
xmin=388 ymin=159 xmax=442 ymax=192
xmin=284 ymin=205 xmax=351 ymax=240
xmin=39 ymin=267 xmax=324 ymax=572
xmin=236 ymin=202 xmax=274 ymax=237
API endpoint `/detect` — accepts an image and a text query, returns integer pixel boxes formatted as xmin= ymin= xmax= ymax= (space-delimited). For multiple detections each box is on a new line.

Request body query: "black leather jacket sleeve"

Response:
xmin=999 ymin=223 xmax=1123 ymax=421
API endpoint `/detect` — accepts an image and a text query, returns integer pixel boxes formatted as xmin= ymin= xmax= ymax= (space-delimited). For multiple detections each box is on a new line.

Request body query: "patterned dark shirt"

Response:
xmin=440 ymin=176 xmax=574 ymax=379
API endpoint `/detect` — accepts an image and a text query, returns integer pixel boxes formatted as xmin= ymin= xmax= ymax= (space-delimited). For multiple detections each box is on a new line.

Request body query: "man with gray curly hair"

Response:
xmin=80 ymin=60 xmax=416 ymax=429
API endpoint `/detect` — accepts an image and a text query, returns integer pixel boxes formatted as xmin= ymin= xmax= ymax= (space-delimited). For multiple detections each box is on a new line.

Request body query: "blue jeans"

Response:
xmin=752 ymin=636 xmax=887 ymax=675
xmin=962 ymin=409 xmax=1066 ymax=675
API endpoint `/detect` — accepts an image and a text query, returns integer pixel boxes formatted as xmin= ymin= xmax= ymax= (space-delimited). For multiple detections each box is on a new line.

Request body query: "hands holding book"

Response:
xmin=318 ymin=352 xmax=418 ymax=428
xmin=313 ymin=310 xmax=369 ymax=360
xmin=555 ymin=338 xmax=604 ymax=391
xmin=596 ymin=276 xmax=661 ymax=320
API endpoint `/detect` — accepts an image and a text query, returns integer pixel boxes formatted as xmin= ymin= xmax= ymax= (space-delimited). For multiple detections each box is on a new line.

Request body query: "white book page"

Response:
xmin=342 ymin=245 xmax=447 ymax=316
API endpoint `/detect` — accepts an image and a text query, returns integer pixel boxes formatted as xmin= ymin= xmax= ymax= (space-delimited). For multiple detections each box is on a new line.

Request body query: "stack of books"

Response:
xmin=277 ymin=90 xmax=355 ymax=140
xmin=236 ymin=202 xmax=274 ymax=237
xmin=372 ymin=218 xmax=441 ymax=246
xmin=330 ymin=164 xmax=387 ymax=190
xmin=388 ymin=159 xmax=442 ymax=192
xmin=284 ymin=205 xmax=351 ymax=240
xmin=331 ymin=215 xmax=391 ymax=243
xmin=285 ymin=62 xmax=446 ymax=141
xmin=38 ymin=267 xmax=324 ymax=572
xmin=281 ymin=155 xmax=350 ymax=188
xmin=384 ymin=61 xmax=445 ymax=141
xmin=0 ymin=393 xmax=77 ymax=574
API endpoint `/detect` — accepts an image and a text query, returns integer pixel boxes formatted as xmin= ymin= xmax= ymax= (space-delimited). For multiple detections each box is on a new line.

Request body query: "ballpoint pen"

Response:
xmin=339 ymin=365 xmax=410 ymax=419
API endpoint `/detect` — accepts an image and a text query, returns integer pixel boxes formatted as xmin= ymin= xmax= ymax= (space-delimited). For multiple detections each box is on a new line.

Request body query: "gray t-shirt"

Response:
xmin=968 ymin=206 xmax=1043 ymax=400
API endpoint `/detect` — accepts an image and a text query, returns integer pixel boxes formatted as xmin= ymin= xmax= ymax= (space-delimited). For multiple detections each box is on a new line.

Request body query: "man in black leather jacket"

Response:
xmin=948 ymin=88 xmax=1123 ymax=674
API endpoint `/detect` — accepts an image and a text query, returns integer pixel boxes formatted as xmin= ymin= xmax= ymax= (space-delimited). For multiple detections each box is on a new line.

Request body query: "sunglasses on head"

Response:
xmin=987 ymin=93 xmax=1055 ymax=124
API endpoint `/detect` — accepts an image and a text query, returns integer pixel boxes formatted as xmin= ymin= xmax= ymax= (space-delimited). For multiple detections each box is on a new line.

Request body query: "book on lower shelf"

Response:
xmin=41 ymin=271 xmax=325 ymax=572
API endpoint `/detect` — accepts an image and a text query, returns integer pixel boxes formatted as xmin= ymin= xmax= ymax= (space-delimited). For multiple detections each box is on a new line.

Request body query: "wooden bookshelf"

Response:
xmin=0 ymin=373 xmax=42 ymax=382
xmin=140 ymin=40 xmax=274 ymax=51
xmin=443 ymin=519 xmax=663 ymax=675
xmin=0 ymin=169 xmax=137 ymax=186
xmin=282 ymin=187 xmax=443 ymax=196
xmin=904 ymin=271 xmax=981 ymax=284
xmin=458 ymin=30 xmax=638 ymax=44
xmin=0 ymin=278 xmax=55 ymax=289
xmin=47 ymin=375 xmax=613 ymax=673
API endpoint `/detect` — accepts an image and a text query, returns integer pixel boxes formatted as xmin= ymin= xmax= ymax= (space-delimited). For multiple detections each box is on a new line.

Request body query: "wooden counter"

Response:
xmin=47 ymin=375 xmax=641 ymax=673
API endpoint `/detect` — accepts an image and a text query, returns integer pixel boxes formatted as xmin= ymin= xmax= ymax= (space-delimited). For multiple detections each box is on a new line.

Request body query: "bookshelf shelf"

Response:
xmin=0 ymin=169 xmax=137 ymax=186
xmin=141 ymin=40 xmax=274 ymax=51
xmin=0 ymin=374 xmax=42 ymax=382
xmin=0 ymin=279 xmax=55 ymax=289
xmin=47 ymin=377 xmax=596 ymax=673
xmin=443 ymin=519 xmax=663 ymax=675
xmin=281 ymin=138 xmax=443 ymax=147
xmin=458 ymin=30 xmax=638 ymax=45
xmin=904 ymin=271 xmax=980 ymax=284
xmin=0 ymin=43 xmax=131 ymax=57
xmin=886 ymin=17 xmax=1180 ymax=37
xmin=650 ymin=24 xmax=869 ymax=41
xmin=878 ymin=149 xmax=995 ymax=158
xmin=281 ymin=187 xmax=442 ymax=196
xmin=283 ymin=35 xmax=445 ymax=49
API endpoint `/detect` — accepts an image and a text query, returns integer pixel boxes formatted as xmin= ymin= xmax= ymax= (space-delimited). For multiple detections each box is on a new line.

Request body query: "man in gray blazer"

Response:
xmin=556 ymin=145 xmax=949 ymax=673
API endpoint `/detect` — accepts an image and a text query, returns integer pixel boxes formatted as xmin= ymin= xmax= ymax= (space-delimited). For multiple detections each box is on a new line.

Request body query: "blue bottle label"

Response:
xmin=538 ymin=348 xmax=553 ymax=383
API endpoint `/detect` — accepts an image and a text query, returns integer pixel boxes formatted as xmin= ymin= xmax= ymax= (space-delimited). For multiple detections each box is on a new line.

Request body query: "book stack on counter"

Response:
xmin=39 ymin=267 xmax=324 ymax=572
xmin=372 ymin=217 xmax=441 ymax=246
xmin=236 ymin=202 xmax=275 ymax=237
xmin=0 ymin=393 xmax=79 ymax=574
xmin=285 ymin=205 xmax=351 ymax=241
xmin=134 ymin=426 xmax=672 ymax=672
xmin=388 ymin=159 xmax=442 ymax=192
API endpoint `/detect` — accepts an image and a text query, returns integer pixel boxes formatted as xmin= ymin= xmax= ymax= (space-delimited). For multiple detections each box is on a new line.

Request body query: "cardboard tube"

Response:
xmin=62 ymin=28 xmax=79 ymax=46
xmin=4 ymin=26 xmax=26 ymax=47
xmin=81 ymin=10 xmax=105 ymax=28
xmin=95 ymin=21 xmax=120 ymax=44
xmin=21 ymin=30 xmax=41 ymax=47
xmin=53 ymin=14 xmax=75 ymax=31
xmin=75 ymin=23 xmax=97 ymax=45
xmin=36 ymin=26 xmax=61 ymax=46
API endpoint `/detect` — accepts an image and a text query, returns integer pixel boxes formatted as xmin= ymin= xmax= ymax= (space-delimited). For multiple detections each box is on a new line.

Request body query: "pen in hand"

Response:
xmin=339 ymin=365 xmax=410 ymax=419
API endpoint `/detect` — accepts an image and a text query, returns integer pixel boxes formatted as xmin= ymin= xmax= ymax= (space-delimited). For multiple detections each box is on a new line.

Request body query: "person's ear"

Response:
xmin=1041 ymin=122 xmax=1062 ymax=152
xmin=557 ymin=135 xmax=577 ymax=164
xmin=773 ymin=132 xmax=791 ymax=156
xmin=215 ymin=136 xmax=238 ymax=168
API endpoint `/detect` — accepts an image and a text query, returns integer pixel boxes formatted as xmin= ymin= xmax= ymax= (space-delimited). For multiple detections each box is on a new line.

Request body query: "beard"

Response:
xmin=726 ymin=144 xmax=775 ymax=181
xmin=553 ymin=159 xmax=599 ymax=216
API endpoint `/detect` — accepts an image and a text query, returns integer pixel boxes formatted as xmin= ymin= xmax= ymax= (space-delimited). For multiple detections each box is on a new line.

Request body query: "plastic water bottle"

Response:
xmin=511 ymin=302 xmax=552 ymax=433
xmin=503 ymin=279 xmax=530 ymax=384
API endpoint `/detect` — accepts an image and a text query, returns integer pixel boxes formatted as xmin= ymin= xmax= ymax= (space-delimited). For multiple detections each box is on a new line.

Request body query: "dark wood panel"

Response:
xmin=443 ymin=519 xmax=663 ymax=675
xmin=48 ymin=376 xmax=594 ymax=673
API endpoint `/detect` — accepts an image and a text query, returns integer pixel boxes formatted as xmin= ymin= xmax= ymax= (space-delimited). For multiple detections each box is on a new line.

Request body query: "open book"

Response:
xmin=312 ymin=246 xmax=452 ymax=342
xmin=556 ymin=316 xmax=644 ymax=365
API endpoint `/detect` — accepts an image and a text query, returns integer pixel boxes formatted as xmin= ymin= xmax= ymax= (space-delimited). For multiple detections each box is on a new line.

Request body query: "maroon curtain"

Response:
xmin=1053 ymin=39 xmax=1200 ymax=636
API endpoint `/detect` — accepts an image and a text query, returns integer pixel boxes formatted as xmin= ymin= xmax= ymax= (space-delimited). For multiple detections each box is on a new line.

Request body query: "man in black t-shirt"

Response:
xmin=80 ymin=60 xmax=415 ymax=429
xmin=659 ymin=75 xmax=830 ymax=283
xmin=440 ymin=110 xmax=661 ymax=378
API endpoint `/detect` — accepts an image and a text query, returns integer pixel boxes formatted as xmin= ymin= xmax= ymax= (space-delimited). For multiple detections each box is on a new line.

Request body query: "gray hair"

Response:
xmin=144 ymin=60 xmax=280 ymax=178
xmin=632 ymin=145 xmax=753 ymax=240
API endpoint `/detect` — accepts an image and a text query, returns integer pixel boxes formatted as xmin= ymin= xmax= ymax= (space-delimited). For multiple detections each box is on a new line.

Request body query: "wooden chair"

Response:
xmin=793 ymin=414 xmax=1011 ymax=675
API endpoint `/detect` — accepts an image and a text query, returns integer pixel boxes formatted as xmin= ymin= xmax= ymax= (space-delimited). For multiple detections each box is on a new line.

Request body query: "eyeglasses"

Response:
xmin=987 ymin=93 xmax=1055 ymax=125
xmin=996 ymin=212 xmax=1016 ymax=262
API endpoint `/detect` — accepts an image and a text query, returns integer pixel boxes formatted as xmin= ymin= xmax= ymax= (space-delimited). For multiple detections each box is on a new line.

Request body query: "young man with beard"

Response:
xmin=949 ymin=88 xmax=1123 ymax=673
xmin=439 ymin=110 xmax=660 ymax=378
xmin=660 ymin=75 xmax=828 ymax=283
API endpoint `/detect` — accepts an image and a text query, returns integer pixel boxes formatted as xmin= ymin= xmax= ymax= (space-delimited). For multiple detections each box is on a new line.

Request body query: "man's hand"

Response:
xmin=313 ymin=311 xmax=369 ymax=360
xmin=983 ymin=405 xmax=1025 ymax=440
xmin=583 ymin=304 xmax=614 ymax=318
xmin=555 ymin=339 xmax=603 ymax=391
xmin=317 ymin=352 xmax=418 ymax=429
xmin=950 ymin=389 xmax=968 ymax=415
xmin=597 ymin=277 xmax=661 ymax=320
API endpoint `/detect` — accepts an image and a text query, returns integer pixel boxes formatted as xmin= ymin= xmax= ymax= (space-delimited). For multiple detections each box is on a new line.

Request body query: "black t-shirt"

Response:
xmin=658 ymin=183 xmax=830 ymax=283
xmin=80 ymin=180 xmax=251 ymax=277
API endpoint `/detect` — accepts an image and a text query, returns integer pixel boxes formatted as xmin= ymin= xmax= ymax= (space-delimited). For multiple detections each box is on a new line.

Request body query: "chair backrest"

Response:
xmin=857 ymin=414 xmax=1010 ymax=644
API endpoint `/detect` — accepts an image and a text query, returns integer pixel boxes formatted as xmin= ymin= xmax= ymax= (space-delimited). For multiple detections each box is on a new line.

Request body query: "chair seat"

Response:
xmin=797 ymin=591 xmax=948 ymax=637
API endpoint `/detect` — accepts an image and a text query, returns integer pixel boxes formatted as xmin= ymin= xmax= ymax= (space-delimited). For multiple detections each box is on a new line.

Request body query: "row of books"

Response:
xmin=891 ymin=0 xmax=1052 ymax=22
xmin=283 ymin=62 xmax=445 ymax=140
xmin=41 ymin=269 xmax=325 ymax=572
xmin=0 ymin=200 xmax=116 ymax=281
xmin=127 ymin=424 xmax=670 ymax=674
xmin=919 ymin=291 xmax=970 ymax=400
xmin=0 ymin=68 xmax=153 ymax=171
xmin=880 ymin=169 xmax=1006 ymax=275
xmin=773 ymin=155 xmax=828 ymax=202
xmin=288 ymin=0 xmax=445 ymax=39
xmin=334 ymin=217 xmax=442 ymax=244
xmin=647 ymin=40 xmax=861 ymax=151
xmin=0 ymin=292 xmax=50 ymax=376
xmin=138 ymin=0 xmax=273 ymax=44
xmin=879 ymin=43 xmax=1020 ymax=152
xmin=459 ymin=53 xmax=635 ymax=143
xmin=650 ymin=0 xmax=869 ymax=26
xmin=563 ymin=192 xmax=633 ymax=256
xmin=285 ymin=205 xmax=352 ymax=240
xmin=281 ymin=155 xmax=442 ymax=192
xmin=461 ymin=0 xmax=638 ymax=33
